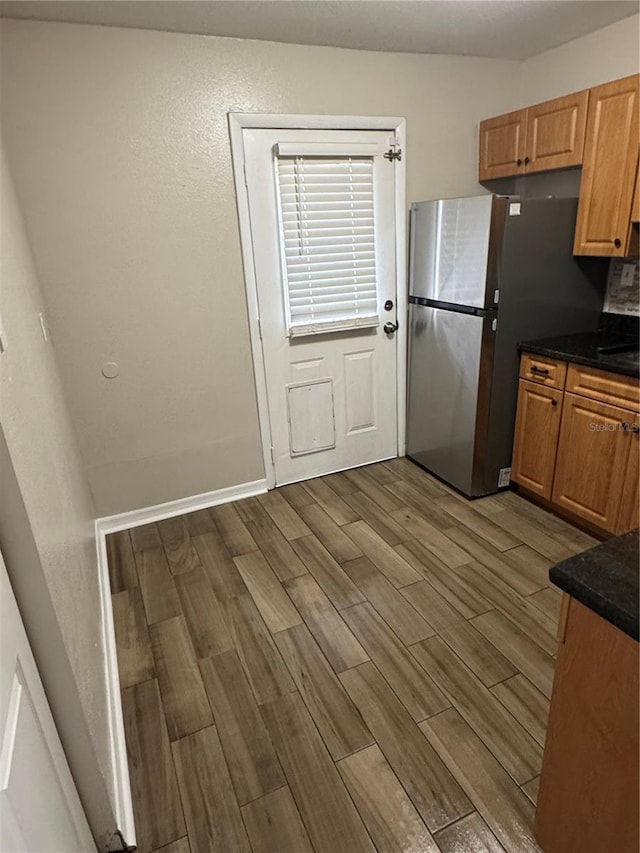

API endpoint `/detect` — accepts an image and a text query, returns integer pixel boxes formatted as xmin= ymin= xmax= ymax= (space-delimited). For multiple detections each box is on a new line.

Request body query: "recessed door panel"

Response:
xmin=287 ymin=379 xmax=336 ymax=455
xmin=344 ymin=350 xmax=376 ymax=434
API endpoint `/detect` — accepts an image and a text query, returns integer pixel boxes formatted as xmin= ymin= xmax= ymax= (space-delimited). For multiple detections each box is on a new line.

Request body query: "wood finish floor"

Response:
xmin=107 ymin=457 xmax=599 ymax=853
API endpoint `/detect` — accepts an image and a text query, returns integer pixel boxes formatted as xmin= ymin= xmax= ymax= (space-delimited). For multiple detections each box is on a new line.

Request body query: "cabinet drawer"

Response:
xmin=566 ymin=363 xmax=640 ymax=412
xmin=520 ymin=353 xmax=567 ymax=389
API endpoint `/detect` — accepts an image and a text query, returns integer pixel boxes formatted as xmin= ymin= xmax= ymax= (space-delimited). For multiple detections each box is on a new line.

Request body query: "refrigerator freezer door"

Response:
xmin=409 ymin=200 xmax=439 ymax=301
xmin=434 ymin=195 xmax=495 ymax=308
xmin=406 ymin=303 xmax=495 ymax=496
xmin=410 ymin=195 xmax=501 ymax=308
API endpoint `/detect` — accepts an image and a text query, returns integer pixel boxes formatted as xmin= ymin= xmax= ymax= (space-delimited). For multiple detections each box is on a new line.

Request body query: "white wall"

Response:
xmin=520 ymin=13 xmax=639 ymax=103
xmin=1 ymin=16 xmax=638 ymax=518
xmin=0 ymin=142 xmax=115 ymax=835
xmin=0 ymin=19 xmax=522 ymax=515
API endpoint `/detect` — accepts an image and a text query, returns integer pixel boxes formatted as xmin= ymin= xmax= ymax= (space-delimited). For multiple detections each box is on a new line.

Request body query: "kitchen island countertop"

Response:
xmin=550 ymin=529 xmax=639 ymax=641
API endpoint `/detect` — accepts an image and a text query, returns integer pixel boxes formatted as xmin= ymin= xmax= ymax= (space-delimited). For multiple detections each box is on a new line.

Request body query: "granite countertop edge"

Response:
xmin=549 ymin=529 xmax=639 ymax=642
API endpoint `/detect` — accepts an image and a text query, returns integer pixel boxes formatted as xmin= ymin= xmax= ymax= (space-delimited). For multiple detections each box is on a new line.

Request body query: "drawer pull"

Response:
xmin=530 ymin=365 xmax=550 ymax=376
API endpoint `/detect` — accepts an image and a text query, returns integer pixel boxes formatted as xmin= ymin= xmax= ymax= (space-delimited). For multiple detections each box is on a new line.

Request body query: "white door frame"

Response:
xmin=229 ymin=113 xmax=407 ymax=490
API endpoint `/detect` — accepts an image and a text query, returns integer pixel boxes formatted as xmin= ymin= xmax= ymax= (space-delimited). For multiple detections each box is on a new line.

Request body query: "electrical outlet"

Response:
xmin=498 ymin=467 xmax=511 ymax=488
xmin=620 ymin=263 xmax=636 ymax=288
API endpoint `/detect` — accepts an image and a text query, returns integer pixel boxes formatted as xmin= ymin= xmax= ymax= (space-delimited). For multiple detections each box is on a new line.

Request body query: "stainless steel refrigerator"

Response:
xmin=406 ymin=194 xmax=605 ymax=497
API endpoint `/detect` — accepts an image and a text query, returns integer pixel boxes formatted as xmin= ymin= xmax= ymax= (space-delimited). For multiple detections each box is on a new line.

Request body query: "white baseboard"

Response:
xmin=93 ymin=477 xmax=268 ymax=847
xmin=95 ymin=529 xmax=136 ymax=849
xmin=95 ymin=478 xmax=268 ymax=535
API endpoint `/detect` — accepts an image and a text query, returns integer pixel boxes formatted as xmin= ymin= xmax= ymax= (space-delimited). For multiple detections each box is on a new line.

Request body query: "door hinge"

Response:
xmin=384 ymin=148 xmax=402 ymax=162
xmin=257 ymin=317 xmax=263 ymax=339
xmin=269 ymin=446 xmax=274 ymax=464
xmin=243 ymin=161 xmax=249 ymax=187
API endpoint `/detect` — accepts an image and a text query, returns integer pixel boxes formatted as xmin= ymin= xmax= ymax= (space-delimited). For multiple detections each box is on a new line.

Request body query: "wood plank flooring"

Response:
xmin=108 ymin=458 xmax=599 ymax=853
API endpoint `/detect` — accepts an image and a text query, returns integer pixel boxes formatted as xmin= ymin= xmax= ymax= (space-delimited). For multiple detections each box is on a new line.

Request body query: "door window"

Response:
xmin=275 ymin=154 xmax=379 ymax=336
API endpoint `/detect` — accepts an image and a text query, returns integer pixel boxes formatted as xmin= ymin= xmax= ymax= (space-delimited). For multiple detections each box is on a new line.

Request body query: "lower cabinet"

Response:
xmin=551 ymin=394 xmax=632 ymax=531
xmin=512 ymin=356 xmax=639 ymax=535
xmin=535 ymin=597 xmax=639 ymax=852
xmin=511 ymin=380 xmax=563 ymax=499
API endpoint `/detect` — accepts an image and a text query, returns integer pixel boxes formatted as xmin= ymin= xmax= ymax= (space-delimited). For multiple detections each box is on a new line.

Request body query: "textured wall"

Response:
xmin=520 ymin=13 xmax=639 ymax=103
xmin=0 ymin=19 xmax=522 ymax=515
xmin=0 ymin=144 xmax=113 ymax=812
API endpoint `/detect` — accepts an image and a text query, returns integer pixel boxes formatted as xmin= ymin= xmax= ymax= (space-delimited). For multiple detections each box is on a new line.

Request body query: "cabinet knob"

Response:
xmin=524 ymin=156 xmax=530 ymax=165
xmin=614 ymin=238 xmax=622 ymax=248
xmin=516 ymin=159 xmax=522 ymax=166
xmin=551 ymin=400 xmax=558 ymax=407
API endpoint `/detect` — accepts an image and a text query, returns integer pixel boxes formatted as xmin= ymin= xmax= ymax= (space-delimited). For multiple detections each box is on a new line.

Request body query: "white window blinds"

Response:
xmin=275 ymin=154 xmax=379 ymax=337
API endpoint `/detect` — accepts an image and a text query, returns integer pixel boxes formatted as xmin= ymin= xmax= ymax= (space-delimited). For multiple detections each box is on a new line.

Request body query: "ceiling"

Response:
xmin=0 ymin=0 xmax=638 ymax=60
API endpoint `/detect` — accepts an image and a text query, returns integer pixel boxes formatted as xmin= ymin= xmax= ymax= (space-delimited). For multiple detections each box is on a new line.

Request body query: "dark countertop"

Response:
xmin=550 ymin=529 xmax=639 ymax=641
xmin=519 ymin=330 xmax=639 ymax=378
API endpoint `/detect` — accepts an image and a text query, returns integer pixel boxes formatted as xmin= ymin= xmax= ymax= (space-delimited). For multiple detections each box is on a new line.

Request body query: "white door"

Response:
xmin=0 ymin=551 xmax=96 ymax=852
xmin=243 ymin=128 xmax=400 ymax=485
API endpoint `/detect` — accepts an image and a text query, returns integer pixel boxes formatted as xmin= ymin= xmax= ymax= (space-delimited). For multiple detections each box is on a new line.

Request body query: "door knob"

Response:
xmin=383 ymin=321 xmax=399 ymax=334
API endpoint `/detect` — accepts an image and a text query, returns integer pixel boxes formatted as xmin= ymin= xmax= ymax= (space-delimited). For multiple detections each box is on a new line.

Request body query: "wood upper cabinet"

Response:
xmin=551 ymin=393 xmax=633 ymax=531
xmin=478 ymin=92 xmax=587 ymax=181
xmin=573 ymin=74 xmax=640 ymax=257
xmin=478 ymin=109 xmax=526 ymax=180
xmin=511 ymin=379 xmax=563 ymax=499
xmin=525 ymin=90 xmax=588 ymax=174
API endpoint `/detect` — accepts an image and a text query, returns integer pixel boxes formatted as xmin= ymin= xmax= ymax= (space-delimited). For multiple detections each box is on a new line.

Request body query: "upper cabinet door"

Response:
xmin=574 ymin=74 xmax=640 ymax=257
xmin=478 ymin=109 xmax=526 ymax=180
xmin=525 ymin=90 xmax=588 ymax=174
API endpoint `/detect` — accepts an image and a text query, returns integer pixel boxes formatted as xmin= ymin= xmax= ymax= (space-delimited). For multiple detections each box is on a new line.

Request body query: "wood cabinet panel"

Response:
xmin=574 ymin=74 xmax=640 ymax=256
xmin=511 ymin=380 xmax=563 ymax=499
xmin=616 ymin=428 xmax=639 ymax=535
xmin=535 ymin=600 xmax=639 ymax=853
xmin=478 ymin=109 xmax=526 ymax=180
xmin=632 ymin=157 xmax=640 ymax=223
xmin=519 ymin=353 xmax=567 ymax=389
xmin=525 ymin=90 xmax=588 ymax=174
xmin=551 ymin=393 xmax=632 ymax=530
xmin=566 ymin=363 xmax=640 ymax=412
